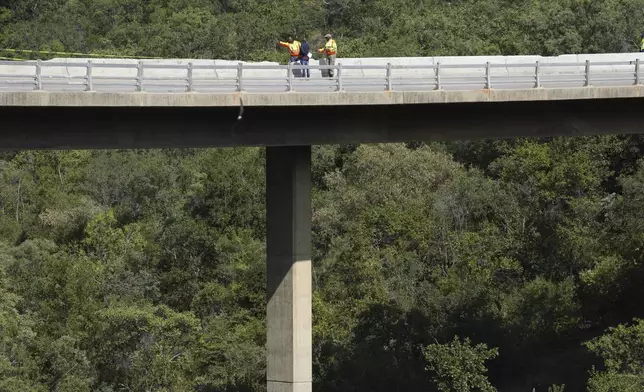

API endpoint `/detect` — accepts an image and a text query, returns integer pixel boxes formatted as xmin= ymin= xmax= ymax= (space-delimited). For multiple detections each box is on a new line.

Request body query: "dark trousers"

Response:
xmin=289 ymin=57 xmax=302 ymax=77
xmin=300 ymin=59 xmax=310 ymax=78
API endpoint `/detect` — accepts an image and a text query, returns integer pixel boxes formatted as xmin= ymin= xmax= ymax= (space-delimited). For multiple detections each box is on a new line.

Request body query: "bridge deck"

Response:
xmin=2 ymin=53 xmax=644 ymax=107
xmin=1 ymin=86 xmax=643 ymax=107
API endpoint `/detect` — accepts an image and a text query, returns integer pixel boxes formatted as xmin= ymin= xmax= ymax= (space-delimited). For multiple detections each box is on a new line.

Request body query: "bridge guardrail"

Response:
xmin=0 ymin=59 xmax=642 ymax=93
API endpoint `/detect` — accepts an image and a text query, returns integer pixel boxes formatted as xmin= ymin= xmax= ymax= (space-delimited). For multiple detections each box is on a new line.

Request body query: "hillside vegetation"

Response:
xmin=1 ymin=0 xmax=644 ymax=60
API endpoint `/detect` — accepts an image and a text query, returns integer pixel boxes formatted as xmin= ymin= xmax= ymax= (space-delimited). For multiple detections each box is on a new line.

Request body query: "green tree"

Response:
xmin=91 ymin=304 xmax=200 ymax=391
xmin=424 ymin=336 xmax=498 ymax=392
xmin=586 ymin=319 xmax=644 ymax=391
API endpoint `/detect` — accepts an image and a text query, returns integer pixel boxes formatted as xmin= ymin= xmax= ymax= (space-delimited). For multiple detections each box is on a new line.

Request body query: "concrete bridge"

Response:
xmin=3 ymin=53 xmax=644 ymax=392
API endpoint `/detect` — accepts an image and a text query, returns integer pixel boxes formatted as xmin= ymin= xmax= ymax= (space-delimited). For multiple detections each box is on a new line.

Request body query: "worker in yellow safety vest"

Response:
xmin=640 ymin=33 xmax=644 ymax=52
xmin=318 ymin=34 xmax=337 ymax=77
xmin=278 ymin=37 xmax=302 ymax=63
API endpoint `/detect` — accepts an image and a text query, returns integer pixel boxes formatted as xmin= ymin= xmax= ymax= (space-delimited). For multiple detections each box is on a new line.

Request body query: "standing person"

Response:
xmin=300 ymin=38 xmax=311 ymax=78
xmin=278 ymin=37 xmax=302 ymax=63
xmin=640 ymin=33 xmax=644 ymax=52
xmin=318 ymin=33 xmax=337 ymax=77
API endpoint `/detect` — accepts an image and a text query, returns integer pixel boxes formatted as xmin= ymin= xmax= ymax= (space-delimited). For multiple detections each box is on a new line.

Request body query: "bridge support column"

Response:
xmin=266 ymin=146 xmax=312 ymax=392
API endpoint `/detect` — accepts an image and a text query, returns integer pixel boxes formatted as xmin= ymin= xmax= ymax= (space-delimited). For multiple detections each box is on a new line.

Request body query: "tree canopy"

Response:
xmin=2 ymin=0 xmax=644 ymax=60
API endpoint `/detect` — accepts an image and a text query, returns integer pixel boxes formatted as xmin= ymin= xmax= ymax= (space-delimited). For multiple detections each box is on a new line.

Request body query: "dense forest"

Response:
xmin=2 ymin=0 xmax=644 ymax=60
xmin=3 ymin=0 xmax=644 ymax=391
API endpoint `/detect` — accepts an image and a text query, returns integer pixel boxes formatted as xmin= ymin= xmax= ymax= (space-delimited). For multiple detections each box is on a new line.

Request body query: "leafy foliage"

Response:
xmin=586 ymin=319 xmax=644 ymax=391
xmin=2 ymin=0 xmax=644 ymax=60
xmin=4 ymin=137 xmax=644 ymax=390
xmin=424 ymin=337 xmax=498 ymax=392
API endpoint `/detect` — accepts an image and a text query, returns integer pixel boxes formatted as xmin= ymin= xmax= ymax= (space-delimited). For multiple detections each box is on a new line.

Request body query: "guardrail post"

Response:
xmin=136 ymin=60 xmax=143 ymax=92
xmin=187 ymin=62 xmax=194 ymax=92
xmin=585 ymin=59 xmax=591 ymax=87
xmin=386 ymin=63 xmax=392 ymax=91
xmin=287 ymin=62 xmax=293 ymax=92
xmin=86 ymin=60 xmax=93 ymax=91
xmin=435 ymin=62 xmax=441 ymax=90
xmin=535 ymin=61 xmax=541 ymax=88
xmin=336 ymin=63 xmax=343 ymax=91
xmin=35 ymin=59 xmax=42 ymax=91
xmin=635 ymin=59 xmax=640 ymax=85
xmin=236 ymin=62 xmax=243 ymax=92
xmin=485 ymin=62 xmax=491 ymax=89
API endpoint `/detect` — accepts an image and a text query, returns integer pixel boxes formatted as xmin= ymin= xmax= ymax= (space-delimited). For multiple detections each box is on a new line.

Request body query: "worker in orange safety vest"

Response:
xmin=318 ymin=33 xmax=337 ymax=77
xmin=278 ymin=37 xmax=302 ymax=64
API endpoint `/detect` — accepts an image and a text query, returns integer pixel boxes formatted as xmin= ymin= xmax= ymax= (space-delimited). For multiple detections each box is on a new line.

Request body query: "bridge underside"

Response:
xmin=2 ymin=97 xmax=644 ymax=150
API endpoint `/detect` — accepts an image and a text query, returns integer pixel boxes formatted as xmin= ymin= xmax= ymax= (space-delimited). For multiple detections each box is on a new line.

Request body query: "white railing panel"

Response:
xmin=2 ymin=55 xmax=644 ymax=93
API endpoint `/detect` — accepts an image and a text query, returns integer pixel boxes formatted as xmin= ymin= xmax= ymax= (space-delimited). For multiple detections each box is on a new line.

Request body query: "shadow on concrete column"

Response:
xmin=266 ymin=146 xmax=312 ymax=392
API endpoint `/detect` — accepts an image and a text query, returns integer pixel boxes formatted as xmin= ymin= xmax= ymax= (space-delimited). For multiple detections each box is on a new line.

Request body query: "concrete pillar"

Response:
xmin=266 ymin=146 xmax=312 ymax=392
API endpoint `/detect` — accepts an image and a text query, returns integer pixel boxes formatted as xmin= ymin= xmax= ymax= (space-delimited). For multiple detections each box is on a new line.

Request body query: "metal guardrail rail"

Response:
xmin=0 ymin=59 xmax=642 ymax=93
